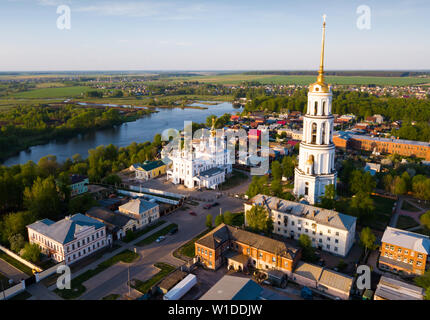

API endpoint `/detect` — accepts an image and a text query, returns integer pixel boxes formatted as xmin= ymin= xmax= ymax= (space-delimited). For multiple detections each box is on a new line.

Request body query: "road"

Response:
xmin=0 ymin=258 xmax=29 ymax=283
xmin=76 ymin=193 xmax=245 ymax=300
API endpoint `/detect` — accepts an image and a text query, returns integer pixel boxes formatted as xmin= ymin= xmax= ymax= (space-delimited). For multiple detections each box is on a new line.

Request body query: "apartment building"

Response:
xmin=195 ymin=223 xmax=301 ymax=274
xmin=379 ymin=227 xmax=430 ymax=275
xmin=27 ymin=214 xmax=110 ymax=265
xmin=244 ymin=195 xmax=357 ymax=257
xmin=333 ymin=132 xmax=430 ymax=160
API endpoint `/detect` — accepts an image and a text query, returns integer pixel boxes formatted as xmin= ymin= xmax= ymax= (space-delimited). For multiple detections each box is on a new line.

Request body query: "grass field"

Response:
xmin=396 ymin=215 xmax=420 ymax=230
xmin=183 ymin=74 xmax=430 ymax=86
xmin=136 ymin=223 xmax=178 ymax=246
xmin=132 ymin=262 xmax=175 ymax=295
xmin=10 ymin=86 xmax=93 ymax=99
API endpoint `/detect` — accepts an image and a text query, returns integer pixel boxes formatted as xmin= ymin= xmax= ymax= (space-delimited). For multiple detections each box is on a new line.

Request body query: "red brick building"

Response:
xmin=195 ymin=224 xmax=301 ymax=274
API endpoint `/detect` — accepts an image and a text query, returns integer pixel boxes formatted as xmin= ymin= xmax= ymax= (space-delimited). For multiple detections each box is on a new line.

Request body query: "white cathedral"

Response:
xmin=166 ymin=119 xmax=233 ymax=189
xmin=294 ymin=17 xmax=337 ymax=204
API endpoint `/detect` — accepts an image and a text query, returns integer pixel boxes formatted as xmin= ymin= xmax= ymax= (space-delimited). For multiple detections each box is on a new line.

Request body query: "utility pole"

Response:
xmin=128 ymin=265 xmax=131 ymax=297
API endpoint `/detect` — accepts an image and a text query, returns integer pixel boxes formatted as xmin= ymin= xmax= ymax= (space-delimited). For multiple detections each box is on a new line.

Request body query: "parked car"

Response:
xmin=156 ymin=236 xmax=166 ymax=243
xmin=211 ymin=202 xmax=220 ymax=207
xmin=189 ymin=211 xmax=197 ymax=216
xmin=168 ymin=227 xmax=178 ymax=235
xmin=203 ymin=204 xmax=212 ymax=209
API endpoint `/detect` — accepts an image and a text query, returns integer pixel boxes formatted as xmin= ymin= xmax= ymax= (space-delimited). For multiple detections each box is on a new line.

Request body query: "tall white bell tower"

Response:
xmin=294 ymin=15 xmax=337 ymax=204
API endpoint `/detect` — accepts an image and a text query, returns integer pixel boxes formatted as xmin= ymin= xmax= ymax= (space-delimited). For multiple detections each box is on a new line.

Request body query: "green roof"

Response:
xmin=136 ymin=160 xmax=165 ymax=171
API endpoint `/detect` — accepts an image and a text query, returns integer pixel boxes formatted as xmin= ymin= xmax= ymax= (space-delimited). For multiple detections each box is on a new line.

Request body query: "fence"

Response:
xmin=131 ymin=186 xmax=186 ymax=199
xmin=0 ymin=244 xmax=42 ymax=272
xmin=35 ymin=261 xmax=66 ymax=283
xmin=0 ymin=280 xmax=26 ymax=300
xmin=118 ymin=189 xmax=180 ymax=205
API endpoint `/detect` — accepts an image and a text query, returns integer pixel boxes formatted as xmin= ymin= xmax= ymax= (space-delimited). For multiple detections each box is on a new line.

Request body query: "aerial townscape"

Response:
xmin=1 ymin=1 xmax=430 ymax=314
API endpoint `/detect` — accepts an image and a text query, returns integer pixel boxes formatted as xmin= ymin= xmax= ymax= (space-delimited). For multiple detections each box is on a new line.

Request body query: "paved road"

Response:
xmin=0 ymin=259 xmax=29 ymax=282
xmin=27 ymin=283 xmax=63 ymax=300
xmin=48 ymin=191 xmax=245 ymax=300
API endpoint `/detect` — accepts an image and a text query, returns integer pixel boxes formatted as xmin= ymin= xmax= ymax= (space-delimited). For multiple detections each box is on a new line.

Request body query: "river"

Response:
xmin=3 ymin=101 xmax=241 ymax=166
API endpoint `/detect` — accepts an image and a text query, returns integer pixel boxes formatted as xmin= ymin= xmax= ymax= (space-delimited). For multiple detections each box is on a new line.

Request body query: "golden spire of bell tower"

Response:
xmin=317 ymin=14 xmax=327 ymax=84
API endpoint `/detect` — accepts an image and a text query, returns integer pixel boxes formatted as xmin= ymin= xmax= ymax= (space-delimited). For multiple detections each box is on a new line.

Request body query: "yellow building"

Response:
xmin=130 ymin=160 xmax=168 ymax=181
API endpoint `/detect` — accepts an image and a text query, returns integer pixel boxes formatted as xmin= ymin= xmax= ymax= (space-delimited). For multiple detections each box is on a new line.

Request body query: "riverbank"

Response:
xmin=0 ymin=110 xmax=155 ymax=163
xmin=2 ymin=101 xmax=240 ymax=166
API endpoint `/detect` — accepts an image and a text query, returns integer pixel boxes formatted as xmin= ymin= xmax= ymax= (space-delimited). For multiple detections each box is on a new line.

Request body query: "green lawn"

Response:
xmin=0 ymin=252 xmax=33 ymax=276
xmin=122 ymin=220 xmax=166 ymax=243
xmin=136 ymin=223 xmax=178 ymax=246
xmin=396 ymin=215 xmax=420 ymax=230
xmin=54 ymin=249 xmax=139 ymax=300
xmin=10 ymin=86 xmax=93 ymax=99
xmin=335 ymin=195 xmax=395 ymax=231
xmin=132 ymin=262 xmax=175 ymax=295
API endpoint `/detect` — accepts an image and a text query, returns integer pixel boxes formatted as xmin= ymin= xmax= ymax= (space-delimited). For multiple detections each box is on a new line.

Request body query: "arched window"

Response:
xmin=321 ymin=124 xmax=326 ymax=144
xmin=322 ymin=101 xmax=326 ymax=116
xmin=314 ymin=101 xmax=318 ymax=115
xmin=311 ymin=123 xmax=317 ymax=144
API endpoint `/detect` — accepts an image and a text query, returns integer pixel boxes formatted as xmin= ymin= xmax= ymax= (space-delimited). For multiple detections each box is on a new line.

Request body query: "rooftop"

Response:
xmin=249 ymin=194 xmax=356 ymax=231
xmin=133 ymin=160 xmax=166 ymax=172
xmin=375 ymin=276 xmax=424 ymax=300
xmin=196 ymin=223 xmax=300 ymax=260
xmin=86 ymin=207 xmax=136 ymax=229
xmin=318 ymin=269 xmax=353 ymax=293
xmin=381 ymin=227 xmax=430 ymax=254
xmin=27 ymin=213 xmax=105 ymax=245
xmin=119 ymin=198 xmax=159 ymax=215
xmin=199 ymin=275 xmax=264 ymax=300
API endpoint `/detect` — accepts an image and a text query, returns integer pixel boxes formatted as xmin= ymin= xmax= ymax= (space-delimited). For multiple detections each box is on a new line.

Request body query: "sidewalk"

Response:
xmin=48 ymin=219 xmax=171 ymax=291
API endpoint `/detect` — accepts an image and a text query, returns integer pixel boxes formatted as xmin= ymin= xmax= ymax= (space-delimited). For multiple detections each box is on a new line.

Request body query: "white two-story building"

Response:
xmin=27 ymin=213 xmax=111 ymax=265
xmin=244 ymin=195 xmax=357 ymax=257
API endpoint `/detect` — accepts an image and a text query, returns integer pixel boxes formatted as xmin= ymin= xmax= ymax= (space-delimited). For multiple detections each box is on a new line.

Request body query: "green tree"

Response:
xmin=206 ymin=214 xmax=213 ymax=228
xmin=281 ymin=156 xmax=295 ymax=179
xmin=350 ymin=170 xmax=376 ymax=195
xmin=359 ymin=227 xmax=377 ymax=255
xmin=298 ymin=234 xmax=317 ymax=263
xmin=215 ymin=214 xmax=224 ymax=226
xmin=9 ymin=234 xmax=25 ymax=253
xmin=350 ymin=192 xmax=375 ymax=219
xmin=0 ymin=211 xmax=36 ymax=244
xmin=24 ymin=176 xmax=61 ymax=219
xmin=271 ymin=179 xmax=283 ymax=198
xmin=245 ymin=205 xmax=272 ymax=234
xmin=21 ymin=243 xmax=41 ymax=263
xmin=224 ymin=211 xmax=233 ymax=225
xmin=393 ymin=176 xmax=408 ymax=195
xmin=320 ymin=184 xmax=336 ymax=209
xmin=420 ymin=211 xmax=430 ymax=230
xmin=102 ymin=174 xmax=122 ymax=186
xmin=271 ymin=161 xmax=282 ymax=181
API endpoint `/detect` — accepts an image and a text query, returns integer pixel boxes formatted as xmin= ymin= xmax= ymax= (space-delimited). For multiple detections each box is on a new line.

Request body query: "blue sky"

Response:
xmin=0 ymin=0 xmax=429 ymax=71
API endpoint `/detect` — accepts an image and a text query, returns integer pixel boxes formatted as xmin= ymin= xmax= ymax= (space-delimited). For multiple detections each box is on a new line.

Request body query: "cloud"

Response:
xmin=73 ymin=1 xmax=207 ymax=20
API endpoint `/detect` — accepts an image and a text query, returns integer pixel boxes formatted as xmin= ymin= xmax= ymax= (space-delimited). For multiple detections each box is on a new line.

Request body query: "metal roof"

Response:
xmin=27 ymin=213 xmax=105 ymax=245
xmin=249 ymin=194 xmax=356 ymax=232
xmin=381 ymin=227 xmax=430 ymax=254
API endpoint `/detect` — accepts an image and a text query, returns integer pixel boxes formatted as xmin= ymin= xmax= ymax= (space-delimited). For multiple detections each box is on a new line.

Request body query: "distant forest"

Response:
xmin=242 ymin=71 xmax=430 ymax=77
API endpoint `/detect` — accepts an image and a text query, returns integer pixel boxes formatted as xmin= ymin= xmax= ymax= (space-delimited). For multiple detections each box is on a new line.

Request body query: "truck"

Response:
xmin=163 ymin=274 xmax=197 ymax=300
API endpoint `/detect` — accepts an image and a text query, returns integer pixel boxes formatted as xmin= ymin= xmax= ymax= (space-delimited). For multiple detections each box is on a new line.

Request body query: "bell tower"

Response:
xmin=293 ymin=15 xmax=337 ymax=204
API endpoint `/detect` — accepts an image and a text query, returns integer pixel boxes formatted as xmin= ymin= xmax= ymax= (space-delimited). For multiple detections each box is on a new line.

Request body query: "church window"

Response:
xmin=311 ymin=123 xmax=317 ymax=144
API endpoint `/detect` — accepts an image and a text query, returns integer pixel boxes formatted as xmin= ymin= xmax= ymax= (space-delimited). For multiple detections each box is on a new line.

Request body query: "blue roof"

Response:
xmin=27 ymin=213 xmax=105 ymax=245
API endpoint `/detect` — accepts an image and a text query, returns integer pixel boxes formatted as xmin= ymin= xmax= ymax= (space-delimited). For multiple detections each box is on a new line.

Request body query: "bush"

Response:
xmin=21 ymin=243 xmax=41 ymax=263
